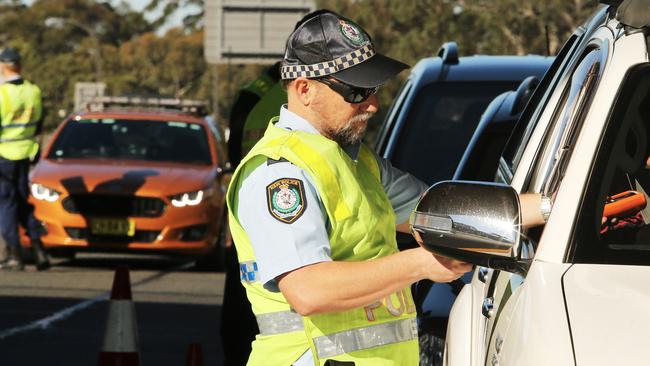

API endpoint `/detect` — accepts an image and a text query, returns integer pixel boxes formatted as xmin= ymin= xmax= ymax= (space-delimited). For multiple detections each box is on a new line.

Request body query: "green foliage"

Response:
xmin=144 ymin=0 xmax=204 ymax=30
xmin=315 ymin=0 xmax=600 ymax=142
xmin=0 ymin=0 xmax=156 ymax=131
xmin=0 ymin=0 xmax=601 ymax=143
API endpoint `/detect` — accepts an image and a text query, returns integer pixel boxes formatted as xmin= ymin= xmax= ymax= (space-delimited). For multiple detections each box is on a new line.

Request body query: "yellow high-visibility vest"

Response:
xmin=241 ymin=83 xmax=286 ymax=156
xmin=0 ymin=80 xmax=42 ymax=160
xmin=227 ymin=118 xmax=418 ymax=366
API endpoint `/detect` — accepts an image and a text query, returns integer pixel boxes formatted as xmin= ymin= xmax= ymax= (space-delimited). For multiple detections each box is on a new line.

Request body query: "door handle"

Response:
xmin=478 ymin=267 xmax=490 ymax=283
xmin=482 ymin=296 xmax=495 ymax=318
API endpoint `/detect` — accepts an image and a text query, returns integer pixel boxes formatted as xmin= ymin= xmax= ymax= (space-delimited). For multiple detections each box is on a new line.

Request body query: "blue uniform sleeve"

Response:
xmin=374 ymin=153 xmax=428 ymax=224
xmin=237 ymin=160 xmax=332 ymax=292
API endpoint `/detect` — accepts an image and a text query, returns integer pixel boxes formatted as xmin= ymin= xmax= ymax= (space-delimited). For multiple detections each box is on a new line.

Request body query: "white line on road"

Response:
xmin=0 ymin=261 xmax=196 ymax=340
xmin=0 ymin=292 xmax=110 ymax=340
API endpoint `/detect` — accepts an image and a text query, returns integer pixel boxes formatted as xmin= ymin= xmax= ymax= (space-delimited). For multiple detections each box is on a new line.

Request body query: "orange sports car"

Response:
xmin=28 ymin=107 xmax=230 ymax=264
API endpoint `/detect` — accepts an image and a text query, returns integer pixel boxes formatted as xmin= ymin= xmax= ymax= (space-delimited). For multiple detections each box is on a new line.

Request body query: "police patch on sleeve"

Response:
xmin=266 ymin=178 xmax=307 ymax=224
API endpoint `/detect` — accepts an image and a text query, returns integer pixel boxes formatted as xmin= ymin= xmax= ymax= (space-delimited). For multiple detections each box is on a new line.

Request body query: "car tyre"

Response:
xmin=196 ymin=214 xmax=229 ymax=272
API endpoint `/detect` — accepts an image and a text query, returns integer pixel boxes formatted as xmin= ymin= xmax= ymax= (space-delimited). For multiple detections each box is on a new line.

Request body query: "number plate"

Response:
xmin=89 ymin=218 xmax=135 ymax=236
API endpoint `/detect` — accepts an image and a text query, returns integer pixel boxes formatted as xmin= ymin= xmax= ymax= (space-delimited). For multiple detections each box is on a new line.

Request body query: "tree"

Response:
xmin=313 ymin=0 xmax=600 ymax=141
xmin=0 ymin=0 xmax=603 ymax=136
xmin=0 ymin=0 xmax=155 ymax=130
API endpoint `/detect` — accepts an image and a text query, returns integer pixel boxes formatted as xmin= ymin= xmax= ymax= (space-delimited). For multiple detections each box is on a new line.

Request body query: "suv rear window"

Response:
xmin=390 ymin=81 xmax=518 ymax=183
xmin=48 ymin=118 xmax=212 ymax=165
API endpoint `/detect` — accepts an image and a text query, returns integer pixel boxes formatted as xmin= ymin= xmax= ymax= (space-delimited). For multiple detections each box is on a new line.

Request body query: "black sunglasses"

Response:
xmin=317 ymin=77 xmax=378 ymax=104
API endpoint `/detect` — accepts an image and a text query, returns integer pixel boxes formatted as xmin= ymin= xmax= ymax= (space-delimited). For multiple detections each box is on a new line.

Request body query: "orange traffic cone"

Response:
xmin=97 ymin=265 xmax=140 ymax=366
xmin=185 ymin=342 xmax=203 ymax=366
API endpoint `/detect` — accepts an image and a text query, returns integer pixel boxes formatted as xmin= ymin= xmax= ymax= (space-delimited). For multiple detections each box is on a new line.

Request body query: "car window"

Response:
xmin=48 ymin=118 xmax=213 ymax=165
xmin=389 ymin=81 xmax=518 ymax=184
xmin=531 ymin=46 xmax=604 ymax=197
xmin=570 ymin=65 xmax=650 ymax=265
xmin=501 ymin=34 xmax=581 ymax=176
xmin=375 ymin=79 xmax=413 ymax=154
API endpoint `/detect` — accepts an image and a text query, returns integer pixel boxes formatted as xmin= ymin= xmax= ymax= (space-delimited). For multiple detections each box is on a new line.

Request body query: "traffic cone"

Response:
xmin=185 ymin=342 xmax=203 ymax=366
xmin=97 ymin=265 xmax=140 ymax=366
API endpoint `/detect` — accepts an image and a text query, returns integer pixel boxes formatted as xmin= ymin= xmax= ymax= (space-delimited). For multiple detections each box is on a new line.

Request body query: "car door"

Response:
xmin=483 ymin=18 xmax=648 ymax=366
xmin=486 ymin=41 xmax=608 ymax=366
xmin=444 ymin=7 xmax=611 ymax=366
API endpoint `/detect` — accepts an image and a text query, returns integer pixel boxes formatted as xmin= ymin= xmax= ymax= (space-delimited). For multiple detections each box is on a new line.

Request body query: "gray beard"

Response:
xmin=326 ymin=113 xmax=372 ymax=146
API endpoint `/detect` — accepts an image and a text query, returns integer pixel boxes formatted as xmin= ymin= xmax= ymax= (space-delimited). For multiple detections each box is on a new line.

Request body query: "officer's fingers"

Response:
xmin=432 ymin=269 xmax=464 ymax=283
xmin=448 ymin=261 xmax=472 ymax=273
xmin=424 ymin=253 xmax=470 ymax=282
xmin=433 ymin=254 xmax=471 ymax=273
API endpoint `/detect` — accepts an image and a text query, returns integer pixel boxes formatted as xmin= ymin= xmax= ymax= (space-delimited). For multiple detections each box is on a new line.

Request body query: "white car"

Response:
xmin=411 ymin=1 xmax=650 ymax=365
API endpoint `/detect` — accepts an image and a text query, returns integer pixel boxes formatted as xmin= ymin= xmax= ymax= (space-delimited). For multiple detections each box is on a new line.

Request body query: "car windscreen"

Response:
xmin=390 ymin=81 xmax=518 ymax=184
xmin=48 ymin=118 xmax=212 ymax=165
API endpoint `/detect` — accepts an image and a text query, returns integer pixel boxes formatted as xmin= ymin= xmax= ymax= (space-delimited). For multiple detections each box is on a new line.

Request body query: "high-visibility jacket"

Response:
xmin=0 ymin=80 xmax=42 ymax=160
xmin=242 ymin=73 xmax=275 ymax=99
xmin=226 ymin=118 xmax=419 ymax=366
xmin=241 ymin=83 xmax=286 ymax=156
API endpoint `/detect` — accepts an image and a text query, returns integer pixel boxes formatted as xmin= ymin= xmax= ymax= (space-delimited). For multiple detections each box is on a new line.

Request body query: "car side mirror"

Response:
xmin=410 ymin=181 xmax=530 ymax=275
xmin=510 ymin=76 xmax=540 ymax=116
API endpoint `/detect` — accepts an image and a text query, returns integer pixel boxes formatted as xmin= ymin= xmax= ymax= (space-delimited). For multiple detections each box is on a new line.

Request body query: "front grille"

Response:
xmin=62 ymin=195 xmax=166 ymax=217
xmin=65 ymin=227 xmax=161 ymax=243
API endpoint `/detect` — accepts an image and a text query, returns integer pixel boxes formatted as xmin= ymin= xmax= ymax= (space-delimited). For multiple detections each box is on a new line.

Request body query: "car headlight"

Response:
xmin=31 ymin=183 xmax=60 ymax=202
xmin=170 ymin=189 xmax=205 ymax=207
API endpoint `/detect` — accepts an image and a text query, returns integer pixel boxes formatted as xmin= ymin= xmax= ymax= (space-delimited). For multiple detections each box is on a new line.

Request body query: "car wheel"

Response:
xmin=49 ymin=248 xmax=76 ymax=261
xmin=196 ymin=214 xmax=229 ymax=271
xmin=419 ymin=331 xmax=445 ymax=366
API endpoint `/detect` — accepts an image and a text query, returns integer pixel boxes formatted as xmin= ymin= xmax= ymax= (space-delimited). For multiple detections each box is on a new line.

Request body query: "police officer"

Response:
xmin=0 ymin=47 xmax=50 ymax=271
xmin=226 ymin=10 xmax=471 ymax=365
xmin=228 ymin=62 xmax=285 ymax=167
xmin=221 ymin=62 xmax=287 ymax=365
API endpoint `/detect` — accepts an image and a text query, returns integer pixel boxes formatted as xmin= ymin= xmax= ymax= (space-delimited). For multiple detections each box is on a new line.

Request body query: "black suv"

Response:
xmin=374 ymin=42 xmax=552 ymax=365
xmin=376 ymin=42 xmax=552 ymax=184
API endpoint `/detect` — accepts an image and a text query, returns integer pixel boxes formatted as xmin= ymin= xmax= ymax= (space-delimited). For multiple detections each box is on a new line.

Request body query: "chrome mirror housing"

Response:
xmin=410 ymin=181 xmax=528 ymax=273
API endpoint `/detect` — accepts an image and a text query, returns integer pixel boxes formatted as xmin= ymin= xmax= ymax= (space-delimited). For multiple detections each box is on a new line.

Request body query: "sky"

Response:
xmin=22 ymin=0 xmax=201 ymax=34
xmin=113 ymin=0 xmax=201 ymax=32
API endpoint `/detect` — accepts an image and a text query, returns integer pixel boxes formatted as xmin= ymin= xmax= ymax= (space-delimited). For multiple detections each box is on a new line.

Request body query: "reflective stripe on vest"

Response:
xmin=256 ymin=310 xmax=304 ymax=335
xmin=0 ymin=121 xmax=39 ymax=142
xmin=0 ymin=121 xmax=39 ymax=128
xmin=255 ymin=310 xmax=419 ymax=357
xmin=313 ymin=318 xmax=418 ymax=359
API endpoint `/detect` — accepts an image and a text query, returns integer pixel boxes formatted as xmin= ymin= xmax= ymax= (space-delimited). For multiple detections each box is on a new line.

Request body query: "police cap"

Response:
xmin=0 ymin=48 xmax=21 ymax=64
xmin=280 ymin=10 xmax=408 ymax=88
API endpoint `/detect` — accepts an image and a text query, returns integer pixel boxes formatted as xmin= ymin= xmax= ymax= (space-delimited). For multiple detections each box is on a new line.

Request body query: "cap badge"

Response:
xmin=339 ymin=20 xmax=367 ymax=46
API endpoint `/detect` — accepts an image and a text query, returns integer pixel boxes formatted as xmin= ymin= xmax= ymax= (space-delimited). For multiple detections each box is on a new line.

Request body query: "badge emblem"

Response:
xmin=339 ymin=20 xmax=367 ymax=46
xmin=267 ymin=178 xmax=307 ymax=224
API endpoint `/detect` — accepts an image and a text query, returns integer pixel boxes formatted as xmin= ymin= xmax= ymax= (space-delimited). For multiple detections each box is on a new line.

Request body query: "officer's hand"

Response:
xmin=420 ymin=249 xmax=472 ymax=282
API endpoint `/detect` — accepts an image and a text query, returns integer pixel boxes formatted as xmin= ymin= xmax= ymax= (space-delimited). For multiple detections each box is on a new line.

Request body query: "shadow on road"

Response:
xmin=0 ymin=296 xmax=223 ymax=366
xmin=51 ymin=252 xmax=222 ymax=273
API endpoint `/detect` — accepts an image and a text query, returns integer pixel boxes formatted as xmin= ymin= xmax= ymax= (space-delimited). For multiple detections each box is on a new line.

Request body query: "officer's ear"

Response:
xmin=290 ymin=77 xmax=314 ymax=107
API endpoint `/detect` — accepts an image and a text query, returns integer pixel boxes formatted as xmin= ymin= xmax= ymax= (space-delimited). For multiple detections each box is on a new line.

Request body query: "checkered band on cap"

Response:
xmin=281 ymin=44 xmax=376 ymax=79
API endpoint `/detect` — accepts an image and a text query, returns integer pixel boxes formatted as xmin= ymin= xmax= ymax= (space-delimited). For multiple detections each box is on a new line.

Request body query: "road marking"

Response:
xmin=0 ymin=261 xmax=196 ymax=340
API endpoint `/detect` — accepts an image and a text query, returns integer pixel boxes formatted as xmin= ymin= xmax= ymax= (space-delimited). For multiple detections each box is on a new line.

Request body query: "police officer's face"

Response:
xmin=311 ymin=80 xmax=379 ymax=146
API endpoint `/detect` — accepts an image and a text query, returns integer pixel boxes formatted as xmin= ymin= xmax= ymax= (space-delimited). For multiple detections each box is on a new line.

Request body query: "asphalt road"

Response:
xmin=0 ymin=253 xmax=226 ymax=366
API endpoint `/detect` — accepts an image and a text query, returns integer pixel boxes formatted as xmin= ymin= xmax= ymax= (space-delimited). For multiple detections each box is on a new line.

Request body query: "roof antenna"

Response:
xmin=545 ymin=24 xmax=551 ymax=56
